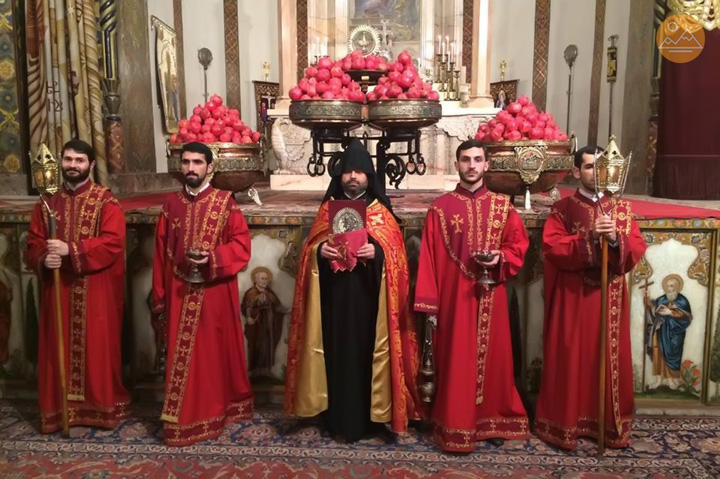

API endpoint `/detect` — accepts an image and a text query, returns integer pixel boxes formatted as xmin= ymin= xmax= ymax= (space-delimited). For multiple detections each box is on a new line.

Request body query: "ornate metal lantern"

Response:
xmin=594 ymin=135 xmax=631 ymax=197
xmin=31 ymin=144 xmax=61 ymax=195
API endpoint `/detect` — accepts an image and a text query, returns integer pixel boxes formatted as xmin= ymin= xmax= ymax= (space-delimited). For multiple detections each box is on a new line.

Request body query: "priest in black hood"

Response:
xmin=285 ymin=139 xmax=422 ymax=442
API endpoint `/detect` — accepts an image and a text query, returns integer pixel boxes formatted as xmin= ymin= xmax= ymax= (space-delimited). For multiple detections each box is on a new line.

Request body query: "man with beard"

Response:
xmin=535 ymin=145 xmax=646 ymax=449
xmin=152 ymin=141 xmax=254 ymax=445
xmin=285 ymin=139 xmax=421 ymax=443
xmin=414 ymin=139 xmax=530 ymax=452
xmin=26 ymin=139 xmax=130 ymax=433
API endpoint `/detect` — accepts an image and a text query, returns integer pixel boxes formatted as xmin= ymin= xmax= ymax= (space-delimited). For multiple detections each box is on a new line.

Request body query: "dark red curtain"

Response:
xmin=654 ymin=29 xmax=720 ymax=199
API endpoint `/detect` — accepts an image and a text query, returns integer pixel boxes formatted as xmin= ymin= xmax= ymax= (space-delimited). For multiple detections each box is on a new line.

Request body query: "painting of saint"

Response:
xmin=155 ymin=21 xmax=180 ymax=133
xmin=242 ymin=266 xmax=286 ymax=379
xmin=353 ymin=0 xmax=420 ymax=42
xmin=644 ymin=274 xmax=693 ymax=390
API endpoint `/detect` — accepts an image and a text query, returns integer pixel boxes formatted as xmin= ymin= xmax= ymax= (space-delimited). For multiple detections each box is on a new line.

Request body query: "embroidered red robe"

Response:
xmin=414 ymin=185 xmax=530 ymax=452
xmin=152 ymin=187 xmax=253 ymax=446
xmin=26 ymin=181 xmax=130 ymax=433
xmin=534 ymin=191 xmax=647 ymax=449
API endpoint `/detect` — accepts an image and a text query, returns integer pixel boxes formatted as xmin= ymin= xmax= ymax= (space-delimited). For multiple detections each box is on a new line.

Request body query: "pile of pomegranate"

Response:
xmin=170 ymin=94 xmax=262 ymax=145
xmin=475 ymin=95 xmax=568 ymax=142
xmin=288 ymin=50 xmax=439 ymax=102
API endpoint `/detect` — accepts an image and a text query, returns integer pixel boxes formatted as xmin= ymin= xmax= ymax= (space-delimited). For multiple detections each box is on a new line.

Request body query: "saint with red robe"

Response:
xmin=26 ymin=139 xmax=130 ymax=433
xmin=534 ymin=146 xmax=647 ymax=449
xmin=414 ymin=139 xmax=530 ymax=452
xmin=285 ymin=139 xmax=421 ymax=442
xmin=152 ymin=142 xmax=253 ymax=446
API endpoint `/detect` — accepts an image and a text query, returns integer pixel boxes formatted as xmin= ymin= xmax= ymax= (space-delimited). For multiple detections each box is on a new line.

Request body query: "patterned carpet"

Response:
xmin=1 ymin=400 xmax=720 ymax=478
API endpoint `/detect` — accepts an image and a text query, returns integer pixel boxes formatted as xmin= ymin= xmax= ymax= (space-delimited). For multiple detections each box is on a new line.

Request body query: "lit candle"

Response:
xmin=445 ymin=36 xmax=450 ymax=58
xmin=436 ymin=35 xmax=441 ymax=54
xmin=450 ymin=41 xmax=455 ymax=63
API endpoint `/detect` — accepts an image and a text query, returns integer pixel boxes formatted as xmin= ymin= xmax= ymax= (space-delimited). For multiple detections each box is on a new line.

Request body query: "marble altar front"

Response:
xmin=268 ymin=103 xmax=498 ymax=191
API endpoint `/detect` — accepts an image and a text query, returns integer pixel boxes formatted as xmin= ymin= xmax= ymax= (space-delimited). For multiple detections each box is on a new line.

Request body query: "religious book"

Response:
xmin=327 ymin=200 xmax=367 ymax=272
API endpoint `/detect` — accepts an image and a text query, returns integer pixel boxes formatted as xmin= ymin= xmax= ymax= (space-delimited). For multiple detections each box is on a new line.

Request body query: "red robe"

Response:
xmin=414 ymin=185 xmax=530 ymax=452
xmin=534 ymin=191 xmax=647 ymax=449
xmin=152 ymin=187 xmax=253 ymax=446
xmin=285 ymin=200 xmax=422 ymax=433
xmin=26 ymin=181 xmax=130 ymax=433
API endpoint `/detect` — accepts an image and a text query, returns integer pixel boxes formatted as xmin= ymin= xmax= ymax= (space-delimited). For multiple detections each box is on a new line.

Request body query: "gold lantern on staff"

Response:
xmin=594 ymin=135 xmax=631 ymax=201
xmin=593 ymin=134 xmax=631 ymax=455
xmin=29 ymin=143 xmax=70 ymax=436
xmin=30 ymin=144 xmax=61 ymax=195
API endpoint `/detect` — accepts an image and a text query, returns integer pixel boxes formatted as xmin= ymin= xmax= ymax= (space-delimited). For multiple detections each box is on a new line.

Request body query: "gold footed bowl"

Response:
xmin=366 ymin=99 xmax=442 ymax=130
xmin=483 ymin=140 xmax=573 ymax=197
xmin=167 ymin=142 xmax=265 ymax=193
xmin=289 ymin=99 xmax=364 ymax=130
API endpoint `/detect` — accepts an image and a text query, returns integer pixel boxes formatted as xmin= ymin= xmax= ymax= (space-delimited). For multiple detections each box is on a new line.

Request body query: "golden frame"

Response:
xmin=253 ymin=80 xmax=280 ymax=139
xmin=489 ymin=80 xmax=519 ymax=110
xmin=152 ymin=16 xmax=180 ymax=134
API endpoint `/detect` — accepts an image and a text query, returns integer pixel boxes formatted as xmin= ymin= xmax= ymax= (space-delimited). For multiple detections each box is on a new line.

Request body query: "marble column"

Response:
xmin=467 ymin=0 xmax=493 ymax=108
xmin=275 ymin=0 xmax=298 ymax=109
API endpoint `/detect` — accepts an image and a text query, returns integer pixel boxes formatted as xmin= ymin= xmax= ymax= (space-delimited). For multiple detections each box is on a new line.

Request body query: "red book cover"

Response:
xmin=327 ymin=200 xmax=367 ymax=272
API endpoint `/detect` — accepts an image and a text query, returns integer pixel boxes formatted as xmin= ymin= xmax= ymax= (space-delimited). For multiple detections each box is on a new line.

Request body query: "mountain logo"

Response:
xmin=656 ymin=14 xmax=705 ymax=63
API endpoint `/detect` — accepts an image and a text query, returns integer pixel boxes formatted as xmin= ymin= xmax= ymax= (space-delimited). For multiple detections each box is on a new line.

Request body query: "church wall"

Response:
xmin=596 ymin=0 xmax=631 ymax=148
xmin=488 ymin=0 xmax=536 ymax=98
xmin=619 ymin=0 xmax=655 ymax=195
xmin=237 ymin=0 xmax=280 ymax=131
xmin=181 ymin=1 xmax=227 ymax=119
xmin=546 ymin=0 xmax=597 ymax=148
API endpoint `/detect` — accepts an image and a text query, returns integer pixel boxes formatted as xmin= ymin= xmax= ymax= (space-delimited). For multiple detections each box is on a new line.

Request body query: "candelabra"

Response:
xmin=435 ymin=53 xmax=447 ymax=93
xmin=433 ymin=53 xmax=462 ymax=101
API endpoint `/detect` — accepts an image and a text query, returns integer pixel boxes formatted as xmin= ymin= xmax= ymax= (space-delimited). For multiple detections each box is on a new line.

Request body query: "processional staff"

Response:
xmin=593 ymin=136 xmax=632 ymax=454
xmin=30 ymin=144 xmax=69 ymax=438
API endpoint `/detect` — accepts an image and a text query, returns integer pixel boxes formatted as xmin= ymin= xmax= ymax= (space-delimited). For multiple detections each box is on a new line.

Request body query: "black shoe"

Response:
xmin=378 ymin=428 xmax=397 ymax=444
xmin=369 ymin=423 xmax=397 ymax=444
xmin=487 ymin=437 xmax=505 ymax=447
xmin=411 ymin=420 xmax=433 ymax=433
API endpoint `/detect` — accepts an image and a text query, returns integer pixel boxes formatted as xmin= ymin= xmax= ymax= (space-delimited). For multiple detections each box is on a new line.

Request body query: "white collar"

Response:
xmin=185 ymin=181 xmax=211 ymax=197
xmin=344 ymin=191 xmax=366 ymax=201
xmin=578 ymin=187 xmax=603 ymax=203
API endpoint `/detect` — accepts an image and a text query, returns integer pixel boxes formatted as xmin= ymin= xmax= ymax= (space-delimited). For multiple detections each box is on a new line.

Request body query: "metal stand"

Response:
xmin=306 ymin=127 xmax=427 ymax=195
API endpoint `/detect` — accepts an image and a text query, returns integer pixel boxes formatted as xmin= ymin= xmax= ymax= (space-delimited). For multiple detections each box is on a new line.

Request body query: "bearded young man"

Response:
xmin=285 ymin=139 xmax=421 ymax=443
xmin=26 ymin=139 xmax=130 ymax=433
xmin=534 ymin=145 xmax=647 ymax=449
xmin=152 ymin=141 xmax=254 ymax=446
xmin=414 ymin=138 xmax=530 ymax=452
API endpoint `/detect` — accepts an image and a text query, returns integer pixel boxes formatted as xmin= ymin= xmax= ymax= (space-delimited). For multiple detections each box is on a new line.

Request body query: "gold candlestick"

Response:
xmin=437 ymin=55 xmax=448 ymax=92
xmin=263 ymin=61 xmax=270 ymax=81
xmin=453 ymin=69 xmax=461 ymax=101
xmin=447 ymin=62 xmax=456 ymax=99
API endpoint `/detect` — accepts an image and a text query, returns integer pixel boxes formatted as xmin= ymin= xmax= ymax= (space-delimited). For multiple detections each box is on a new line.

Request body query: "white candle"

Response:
xmin=445 ymin=36 xmax=450 ymax=58
xmin=436 ymin=35 xmax=441 ymax=54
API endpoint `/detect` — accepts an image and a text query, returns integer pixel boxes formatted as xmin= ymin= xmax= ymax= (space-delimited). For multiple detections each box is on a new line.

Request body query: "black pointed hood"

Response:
xmin=321 ymin=139 xmax=397 ymax=220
